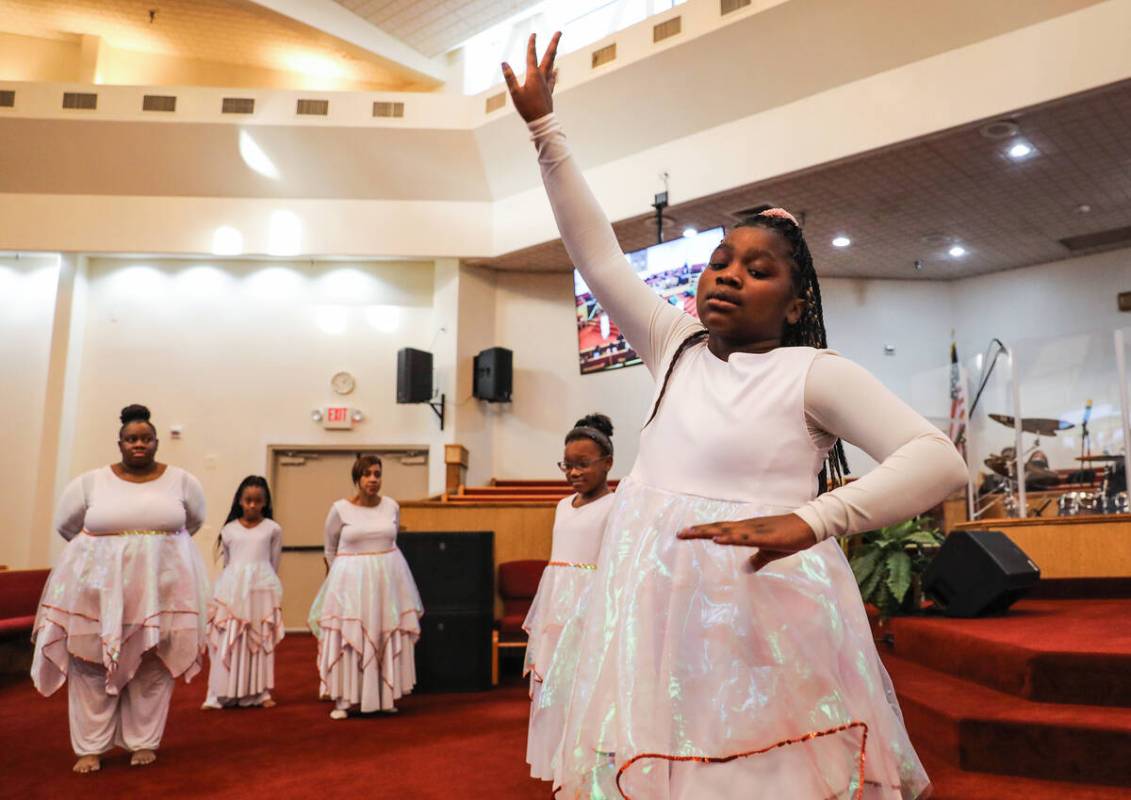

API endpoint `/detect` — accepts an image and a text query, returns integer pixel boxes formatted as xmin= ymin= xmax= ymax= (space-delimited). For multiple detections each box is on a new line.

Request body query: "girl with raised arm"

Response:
xmin=503 ymin=34 xmax=966 ymax=799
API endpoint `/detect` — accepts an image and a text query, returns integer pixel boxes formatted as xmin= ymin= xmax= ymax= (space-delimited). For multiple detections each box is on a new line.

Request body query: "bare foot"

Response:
xmin=130 ymin=749 xmax=157 ymax=767
xmin=382 ymin=707 xmax=400 ymax=714
xmin=73 ymin=755 xmax=101 ymax=773
xmin=200 ymin=702 xmax=217 ymax=711
xmin=329 ymin=708 xmax=348 ymax=720
xmin=261 ymin=697 xmax=276 ymax=708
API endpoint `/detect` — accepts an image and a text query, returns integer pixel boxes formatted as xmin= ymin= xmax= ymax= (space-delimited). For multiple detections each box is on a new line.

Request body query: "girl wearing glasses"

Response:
xmin=524 ymin=413 xmax=616 ymax=781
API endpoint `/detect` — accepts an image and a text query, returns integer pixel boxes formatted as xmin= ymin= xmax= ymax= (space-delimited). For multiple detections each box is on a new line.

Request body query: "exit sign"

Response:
xmin=322 ymin=406 xmax=353 ymax=430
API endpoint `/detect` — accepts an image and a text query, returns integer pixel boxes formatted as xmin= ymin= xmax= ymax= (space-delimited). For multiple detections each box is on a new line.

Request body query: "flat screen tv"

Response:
xmin=574 ymin=226 xmax=724 ymax=374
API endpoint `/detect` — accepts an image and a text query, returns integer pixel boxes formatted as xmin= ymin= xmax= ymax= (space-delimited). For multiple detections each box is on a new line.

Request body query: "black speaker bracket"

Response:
xmin=429 ymin=393 xmax=445 ymax=430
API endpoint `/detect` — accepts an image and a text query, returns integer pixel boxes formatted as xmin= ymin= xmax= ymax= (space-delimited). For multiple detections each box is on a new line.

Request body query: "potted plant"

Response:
xmin=847 ymin=517 xmax=944 ymax=620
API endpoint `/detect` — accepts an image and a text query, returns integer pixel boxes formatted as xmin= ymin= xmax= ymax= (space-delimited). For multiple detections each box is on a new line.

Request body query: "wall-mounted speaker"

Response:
xmin=397 ymin=348 xmax=432 ymax=404
xmin=473 ymin=347 xmax=513 ymax=402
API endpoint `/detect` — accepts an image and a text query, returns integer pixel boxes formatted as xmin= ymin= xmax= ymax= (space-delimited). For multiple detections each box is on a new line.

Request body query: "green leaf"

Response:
xmin=850 ymin=550 xmax=881 ymax=584
xmin=859 ymin=563 xmax=885 ymax=602
xmin=886 ymin=550 xmax=912 ymax=602
xmin=904 ymin=531 xmax=943 ymax=546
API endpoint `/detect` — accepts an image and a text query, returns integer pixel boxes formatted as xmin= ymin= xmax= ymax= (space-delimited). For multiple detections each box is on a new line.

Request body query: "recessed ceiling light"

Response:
xmin=832 ymin=236 xmax=851 ymax=248
xmin=980 ymin=119 xmax=1020 ymax=140
xmin=1075 ymin=203 xmax=1092 ymax=214
xmin=682 ymin=227 xmax=698 ymax=238
xmin=1007 ymin=140 xmax=1036 ymax=160
xmin=948 ymin=245 xmax=967 ymax=258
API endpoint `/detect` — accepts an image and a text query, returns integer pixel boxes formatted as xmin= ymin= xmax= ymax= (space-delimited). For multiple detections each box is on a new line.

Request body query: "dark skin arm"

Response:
xmin=504 ymin=34 xmax=821 ymax=573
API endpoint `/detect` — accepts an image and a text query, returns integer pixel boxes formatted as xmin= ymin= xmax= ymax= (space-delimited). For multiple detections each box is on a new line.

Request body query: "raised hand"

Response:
xmin=677 ymin=513 xmax=819 ymax=573
xmin=501 ymin=32 xmax=561 ymax=123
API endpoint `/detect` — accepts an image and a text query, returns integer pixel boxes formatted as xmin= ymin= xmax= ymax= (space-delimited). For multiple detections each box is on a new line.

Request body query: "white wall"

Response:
xmin=0 ymin=254 xmax=58 ymax=568
xmin=955 ymin=247 xmax=1131 ymax=471
xmin=58 ymin=256 xmax=440 ymax=564
xmin=6 ymin=245 xmax=1128 ymax=569
xmin=492 ymin=270 xmax=661 ymax=480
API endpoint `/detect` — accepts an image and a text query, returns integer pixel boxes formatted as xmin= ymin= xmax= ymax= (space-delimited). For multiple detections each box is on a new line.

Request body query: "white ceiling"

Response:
xmin=332 ymin=0 xmax=542 ymax=57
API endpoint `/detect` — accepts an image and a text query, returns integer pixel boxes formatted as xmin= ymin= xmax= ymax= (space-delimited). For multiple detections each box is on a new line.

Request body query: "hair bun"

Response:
xmin=575 ymin=413 xmax=613 ymax=439
xmin=119 ymin=404 xmax=152 ymax=425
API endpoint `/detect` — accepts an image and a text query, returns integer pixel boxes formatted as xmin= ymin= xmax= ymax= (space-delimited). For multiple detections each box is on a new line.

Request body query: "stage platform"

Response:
xmin=953 ymin=514 xmax=1131 ymax=579
xmin=878 ymin=594 xmax=1131 ymax=797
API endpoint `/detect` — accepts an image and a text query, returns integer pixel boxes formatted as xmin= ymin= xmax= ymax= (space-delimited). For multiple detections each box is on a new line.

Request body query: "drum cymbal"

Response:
xmin=989 ymin=413 xmax=1074 ymax=436
xmin=1026 ymin=466 xmax=1061 ymax=488
xmin=984 ymin=455 xmax=1012 ymax=477
xmin=1076 ymin=454 xmax=1125 ymax=462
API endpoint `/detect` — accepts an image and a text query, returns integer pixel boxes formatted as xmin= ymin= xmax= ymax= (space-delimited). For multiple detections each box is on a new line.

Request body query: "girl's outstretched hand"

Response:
xmin=677 ymin=514 xmax=819 ymax=573
xmin=502 ymin=32 xmax=561 ymax=123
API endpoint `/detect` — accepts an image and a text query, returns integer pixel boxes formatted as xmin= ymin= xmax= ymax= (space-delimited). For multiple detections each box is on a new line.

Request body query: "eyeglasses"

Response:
xmin=557 ymin=459 xmax=604 ymax=473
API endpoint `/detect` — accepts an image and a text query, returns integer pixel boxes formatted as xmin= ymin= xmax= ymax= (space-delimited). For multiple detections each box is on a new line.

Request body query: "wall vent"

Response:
xmin=591 ymin=43 xmax=617 ymax=68
xmin=297 ymin=98 xmax=329 ymax=116
xmin=654 ymin=16 xmax=682 ymax=42
xmin=485 ymin=92 xmax=506 ymax=113
xmin=1060 ymin=225 xmax=1131 ymax=253
xmin=62 ymin=92 xmax=97 ymax=110
xmin=222 ymin=97 xmax=255 ymax=114
xmin=142 ymin=94 xmax=176 ymax=112
xmin=721 ymin=0 xmax=752 ymax=15
xmin=0 ymin=90 xmax=14 ymax=108
xmin=372 ymin=101 xmax=405 ymax=118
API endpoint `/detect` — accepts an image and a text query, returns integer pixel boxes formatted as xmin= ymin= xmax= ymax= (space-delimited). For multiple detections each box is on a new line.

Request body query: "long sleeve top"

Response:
xmin=529 ymin=113 xmax=968 ymax=540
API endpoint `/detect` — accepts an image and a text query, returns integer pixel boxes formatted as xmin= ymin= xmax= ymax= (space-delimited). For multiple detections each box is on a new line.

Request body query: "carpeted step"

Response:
xmin=883 ymin=653 xmax=1131 ymax=786
xmin=881 ymin=599 xmax=1131 ymax=706
xmin=918 ymin=750 xmax=1131 ymax=800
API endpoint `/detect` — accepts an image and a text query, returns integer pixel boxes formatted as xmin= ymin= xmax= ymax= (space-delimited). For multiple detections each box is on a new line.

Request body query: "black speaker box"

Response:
xmin=398 ymin=531 xmax=494 ymax=614
xmin=399 ymin=531 xmax=494 ymax=692
xmin=413 ymin=611 xmax=494 ymax=692
xmin=923 ymin=530 xmax=1040 ymax=617
xmin=397 ymin=348 xmax=432 ymax=404
xmin=473 ymin=347 xmax=513 ymax=402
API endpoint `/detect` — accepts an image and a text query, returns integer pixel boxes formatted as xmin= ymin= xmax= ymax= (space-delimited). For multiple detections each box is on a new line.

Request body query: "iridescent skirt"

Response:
xmin=308 ymin=548 xmax=423 ymax=712
xmin=31 ymin=530 xmax=210 ymax=696
xmin=550 ymin=478 xmax=930 ymax=800
xmin=524 ymin=562 xmax=597 ymax=780
xmin=206 ymin=562 xmax=284 ymax=701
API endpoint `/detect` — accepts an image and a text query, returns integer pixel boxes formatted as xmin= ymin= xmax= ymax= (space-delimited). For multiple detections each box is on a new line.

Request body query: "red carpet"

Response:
xmin=4 ymin=603 xmax=1130 ymax=799
xmin=879 ymin=598 xmax=1131 ymax=797
xmin=0 ymin=634 xmax=549 ymax=800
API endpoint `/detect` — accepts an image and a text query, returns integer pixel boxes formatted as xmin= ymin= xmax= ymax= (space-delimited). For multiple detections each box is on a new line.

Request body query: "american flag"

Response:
xmin=949 ymin=339 xmax=968 ymax=459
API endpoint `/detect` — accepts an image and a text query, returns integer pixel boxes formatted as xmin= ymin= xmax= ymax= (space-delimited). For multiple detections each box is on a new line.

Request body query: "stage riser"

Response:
xmin=952 ymin=516 xmax=1131 ymax=579
xmin=888 ymin=620 xmax=1131 ymax=707
xmin=885 ymin=654 xmax=1131 ymax=788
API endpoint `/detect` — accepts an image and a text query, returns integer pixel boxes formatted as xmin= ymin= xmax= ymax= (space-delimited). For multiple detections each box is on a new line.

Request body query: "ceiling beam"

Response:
xmin=249 ymin=0 xmax=449 ymax=86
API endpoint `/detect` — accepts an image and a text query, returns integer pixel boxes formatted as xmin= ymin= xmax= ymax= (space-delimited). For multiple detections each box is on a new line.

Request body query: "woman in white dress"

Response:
xmin=308 ymin=454 xmax=423 ymax=718
xmin=524 ymin=413 xmax=616 ymax=780
xmin=202 ymin=475 xmax=284 ymax=710
xmin=32 ymin=403 xmax=210 ymax=773
xmin=503 ymin=36 xmax=968 ymax=798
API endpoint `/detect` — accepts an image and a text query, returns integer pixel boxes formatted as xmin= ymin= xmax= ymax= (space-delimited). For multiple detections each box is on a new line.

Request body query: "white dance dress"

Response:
xmin=524 ymin=491 xmax=615 ymax=780
xmin=31 ymin=465 xmax=210 ymax=755
xmin=308 ymin=497 xmax=423 ymax=712
xmin=528 ymin=113 xmax=969 ymax=799
xmin=204 ymin=518 xmax=284 ymax=707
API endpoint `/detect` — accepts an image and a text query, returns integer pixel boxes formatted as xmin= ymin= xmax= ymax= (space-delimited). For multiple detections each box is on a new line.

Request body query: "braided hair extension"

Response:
xmin=643 ymin=212 xmax=850 ymax=494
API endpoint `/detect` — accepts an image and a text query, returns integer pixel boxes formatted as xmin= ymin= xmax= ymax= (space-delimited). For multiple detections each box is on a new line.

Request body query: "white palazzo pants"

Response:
xmin=68 ymin=652 xmax=175 ymax=756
